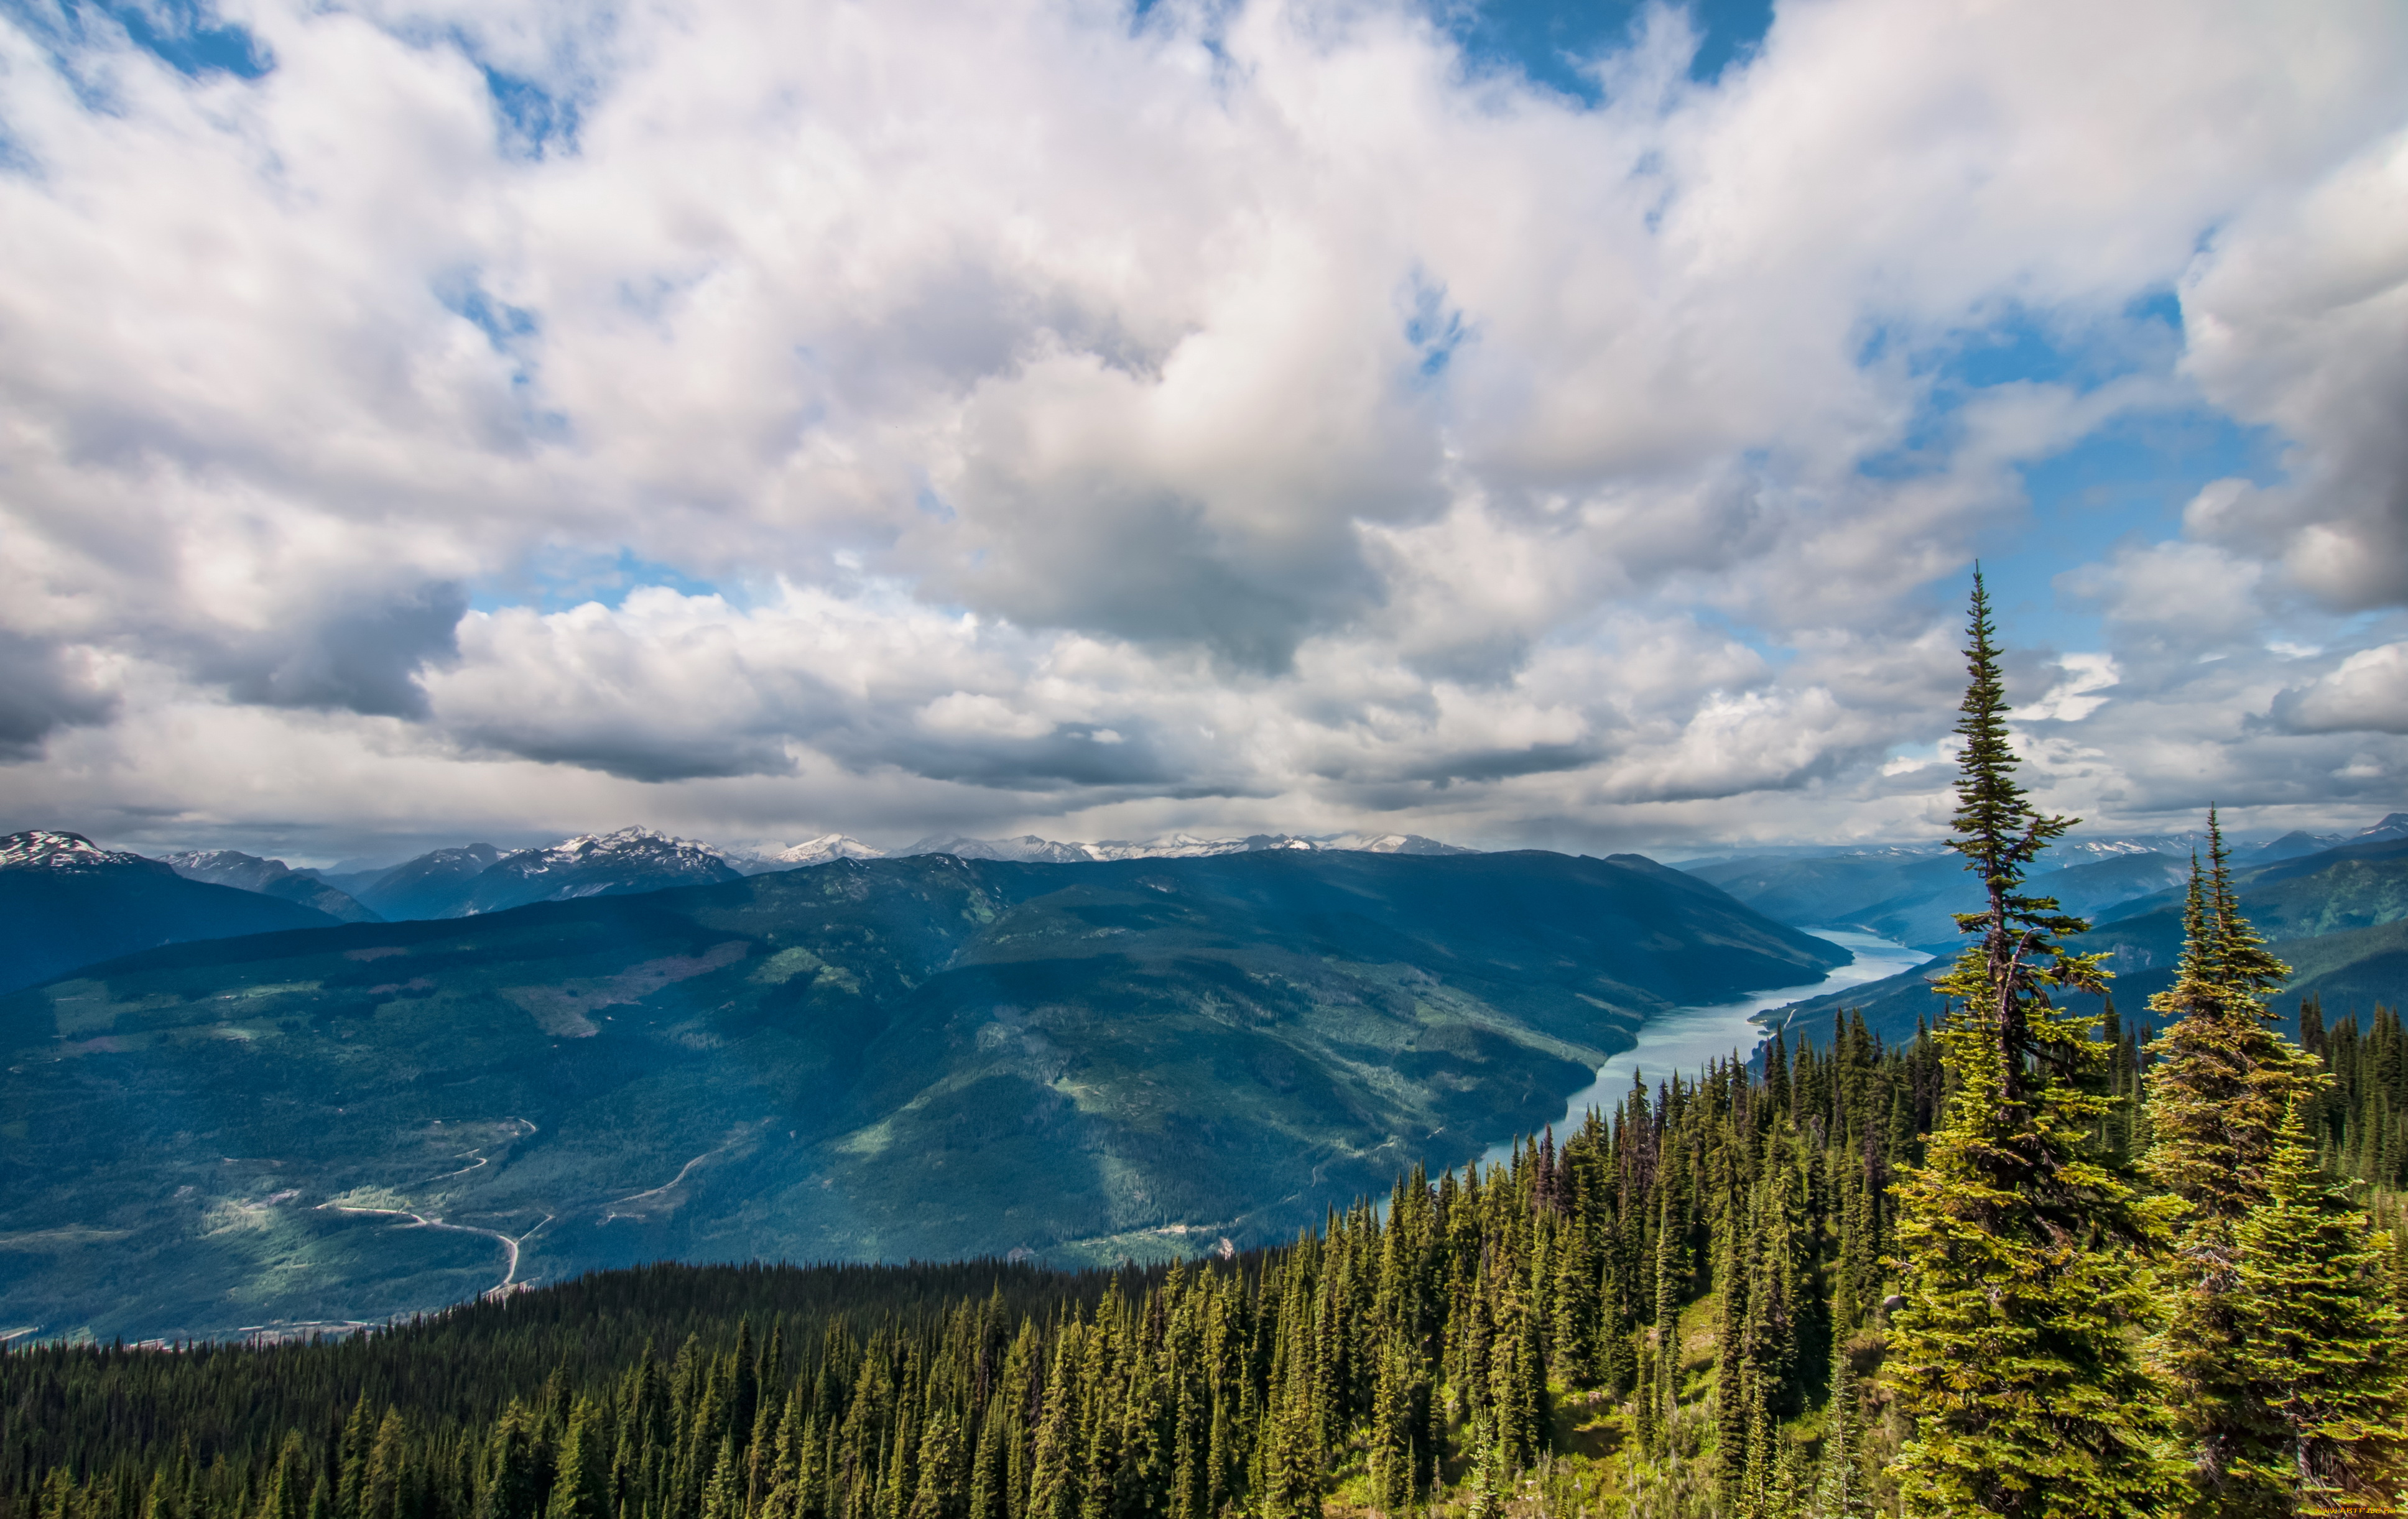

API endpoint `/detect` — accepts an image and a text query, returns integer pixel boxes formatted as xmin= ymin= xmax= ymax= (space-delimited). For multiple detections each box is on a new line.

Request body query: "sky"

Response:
xmin=1 ymin=0 xmax=2404 ymax=865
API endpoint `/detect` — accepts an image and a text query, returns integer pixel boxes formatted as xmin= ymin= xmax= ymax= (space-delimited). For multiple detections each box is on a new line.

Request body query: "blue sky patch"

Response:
xmin=437 ymin=272 xmax=540 ymax=354
xmin=6 ymin=0 xmax=272 ymax=80
xmin=1975 ymin=408 xmax=2285 ymax=648
xmin=468 ymin=549 xmax=727 ymax=616
xmin=480 ymin=62 xmax=580 ymax=160
xmin=1442 ymin=0 xmax=1774 ymax=99
xmin=1404 ymin=275 xmax=1467 ymax=381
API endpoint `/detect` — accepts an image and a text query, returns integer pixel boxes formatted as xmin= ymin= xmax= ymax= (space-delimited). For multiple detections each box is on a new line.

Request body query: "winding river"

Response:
xmin=1483 ymin=929 xmax=1929 ymax=1164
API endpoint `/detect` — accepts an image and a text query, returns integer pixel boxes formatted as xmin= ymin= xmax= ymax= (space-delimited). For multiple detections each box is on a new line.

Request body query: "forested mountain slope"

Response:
xmin=0 ymin=833 xmax=344 ymax=998
xmin=0 ymin=849 xmax=1844 ymax=1341
xmin=7 ymin=1011 xmax=2396 ymax=1519
xmin=1779 ymin=837 xmax=2408 ymax=1046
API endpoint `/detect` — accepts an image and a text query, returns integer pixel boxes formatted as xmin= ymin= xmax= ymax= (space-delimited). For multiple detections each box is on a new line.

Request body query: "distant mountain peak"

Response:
xmin=896 ymin=830 xmax=1476 ymax=863
xmin=0 ymin=829 xmax=170 ymax=875
xmin=455 ymin=826 xmax=744 ymax=914
xmin=158 ymin=847 xmax=382 ymax=923
xmin=161 ymin=847 xmax=294 ymax=890
xmin=2353 ymin=813 xmax=2408 ymax=842
xmin=728 ymin=834 xmax=889 ymax=874
xmin=511 ymin=826 xmax=734 ymax=874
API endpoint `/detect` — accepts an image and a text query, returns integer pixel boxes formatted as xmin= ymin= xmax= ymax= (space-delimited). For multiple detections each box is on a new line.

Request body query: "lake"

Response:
xmin=1483 ymin=929 xmax=1931 ymax=1163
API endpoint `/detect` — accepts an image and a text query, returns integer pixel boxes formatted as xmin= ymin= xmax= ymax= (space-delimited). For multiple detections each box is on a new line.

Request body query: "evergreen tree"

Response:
xmin=905 ymin=1411 xmax=965 ymax=1519
xmin=477 ymin=1410 xmax=543 ymax=1519
xmin=1810 ymin=1341 xmax=1871 ymax=1519
xmin=1883 ymin=571 xmax=2174 ymax=1519
xmin=2144 ymin=813 xmax=2326 ymax=1511
xmin=546 ymin=1399 xmax=608 ymax=1519
xmin=2224 ymin=1102 xmax=2408 ymax=1516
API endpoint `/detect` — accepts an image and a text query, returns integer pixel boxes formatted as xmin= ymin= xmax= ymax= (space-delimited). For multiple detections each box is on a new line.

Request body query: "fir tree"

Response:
xmin=546 ymin=1399 xmax=608 ymax=1519
xmin=1810 ymin=1341 xmax=1871 ymax=1519
xmin=906 ymin=1411 xmax=965 ymax=1519
xmin=2224 ymin=1102 xmax=2408 ymax=1517
xmin=1883 ymin=571 xmax=2174 ymax=1519
xmin=476 ymin=1410 xmax=543 ymax=1519
xmin=2144 ymin=813 xmax=2326 ymax=1511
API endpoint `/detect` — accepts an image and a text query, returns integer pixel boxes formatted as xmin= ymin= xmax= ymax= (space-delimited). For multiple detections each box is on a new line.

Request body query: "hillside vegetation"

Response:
xmin=0 ymin=851 xmax=1843 ymax=1341
xmin=6 ymin=582 xmax=2402 ymax=1519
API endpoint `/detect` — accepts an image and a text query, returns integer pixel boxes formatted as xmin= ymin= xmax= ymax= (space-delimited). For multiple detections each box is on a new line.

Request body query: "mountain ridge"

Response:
xmin=0 ymin=846 xmax=1845 ymax=1337
xmin=0 ymin=831 xmax=345 ymax=997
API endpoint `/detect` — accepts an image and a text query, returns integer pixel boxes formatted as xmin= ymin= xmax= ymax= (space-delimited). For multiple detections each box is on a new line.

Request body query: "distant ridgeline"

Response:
xmin=3 ymin=1009 xmax=2402 ymax=1519
xmin=16 ymin=581 xmax=2406 ymax=1518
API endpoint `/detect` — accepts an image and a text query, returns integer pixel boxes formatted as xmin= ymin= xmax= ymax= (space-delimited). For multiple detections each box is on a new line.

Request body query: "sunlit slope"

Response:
xmin=0 ymin=848 xmax=1842 ymax=1340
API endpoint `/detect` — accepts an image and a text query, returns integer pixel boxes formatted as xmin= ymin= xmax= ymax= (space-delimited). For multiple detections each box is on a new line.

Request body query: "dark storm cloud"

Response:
xmin=218 ymin=583 xmax=467 ymax=719
xmin=0 ymin=630 xmax=115 ymax=760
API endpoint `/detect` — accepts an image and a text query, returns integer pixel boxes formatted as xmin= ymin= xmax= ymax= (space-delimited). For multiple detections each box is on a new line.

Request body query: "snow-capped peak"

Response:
xmin=897 ymin=830 xmax=1476 ymax=862
xmin=509 ymin=826 xmax=733 ymax=875
xmin=0 ymin=829 xmax=171 ymax=874
xmin=724 ymin=834 xmax=889 ymax=875
xmin=2351 ymin=813 xmax=2408 ymax=843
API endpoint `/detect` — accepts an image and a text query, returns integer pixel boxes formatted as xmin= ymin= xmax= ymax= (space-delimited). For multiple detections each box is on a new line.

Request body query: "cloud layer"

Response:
xmin=2 ymin=0 xmax=2404 ymax=859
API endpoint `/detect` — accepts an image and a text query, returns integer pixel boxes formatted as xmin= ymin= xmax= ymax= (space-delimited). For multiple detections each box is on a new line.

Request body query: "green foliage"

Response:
xmin=2145 ymin=816 xmax=2331 ymax=1512
xmin=4 ymin=1012 xmax=1959 ymax=1519
xmin=1884 ymin=573 xmax=2174 ymax=1519
xmin=2223 ymin=1105 xmax=2408 ymax=1516
xmin=0 ymin=850 xmax=1848 ymax=1339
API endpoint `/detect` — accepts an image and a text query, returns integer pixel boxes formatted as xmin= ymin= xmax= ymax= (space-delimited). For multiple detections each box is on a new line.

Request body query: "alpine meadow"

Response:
xmin=6 ymin=584 xmax=2402 ymax=1519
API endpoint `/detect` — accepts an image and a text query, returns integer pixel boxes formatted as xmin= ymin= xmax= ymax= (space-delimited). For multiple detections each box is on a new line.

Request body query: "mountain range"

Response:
xmin=162 ymin=850 xmax=382 ymax=923
xmin=0 ymin=847 xmax=1845 ymax=1339
xmin=3 ymin=805 xmax=2402 ymax=1338
xmin=1685 ymin=812 xmax=2408 ymax=954
xmin=1772 ymin=826 xmax=2408 ymax=1045
xmin=0 ymin=833 xmax=346 ymax=997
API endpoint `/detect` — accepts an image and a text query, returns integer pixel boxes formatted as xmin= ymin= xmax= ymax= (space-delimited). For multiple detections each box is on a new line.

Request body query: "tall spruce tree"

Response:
xmin=2145 ymin=811 xmax=2327 ymax=1512
xmin=1883 ymin=571 xmax=2174 ymax=1519
xmin=2225 ymin=1101 xmax=2408 ymax=1515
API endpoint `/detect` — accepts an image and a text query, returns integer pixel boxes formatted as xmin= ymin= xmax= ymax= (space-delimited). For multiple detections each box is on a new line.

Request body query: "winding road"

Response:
xmin=316 ymin=1203 xmax=553 ymax=1299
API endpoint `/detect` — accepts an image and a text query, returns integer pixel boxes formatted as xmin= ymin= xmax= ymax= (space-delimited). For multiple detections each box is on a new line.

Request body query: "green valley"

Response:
xmin=0 ymin=849 xmax=1844 ymax=1341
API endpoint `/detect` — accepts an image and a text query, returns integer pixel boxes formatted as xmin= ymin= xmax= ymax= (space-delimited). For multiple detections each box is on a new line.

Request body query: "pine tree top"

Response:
xmin=1933 ymin=570 xmax=2110 ymax=1099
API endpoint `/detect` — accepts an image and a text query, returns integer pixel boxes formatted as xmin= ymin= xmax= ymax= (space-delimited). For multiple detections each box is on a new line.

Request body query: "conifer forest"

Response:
xmin=6 ymin=579 xmax=2406 ymax=1518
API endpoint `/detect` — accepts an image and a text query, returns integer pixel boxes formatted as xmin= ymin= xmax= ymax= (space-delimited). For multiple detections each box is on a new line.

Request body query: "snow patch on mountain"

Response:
xmin=501 ymin=826 xmax=737 ymax=879
xmin=726 ymin=834 xmax=889 ymax=874
xmin=160 ymin=849 xmax=383 ymax=922
xmin=0 ymin=829 xmax=170 ymax=875
xmin=458 ymin=826 xmax=744 ymax=914
xmin=895 ymin=831 xmax=1475 ymax=862
xmin=162 ymin=849 xmax=300 ymax=893
xmin=2352 ymin=813 xmax=2408 ymax=844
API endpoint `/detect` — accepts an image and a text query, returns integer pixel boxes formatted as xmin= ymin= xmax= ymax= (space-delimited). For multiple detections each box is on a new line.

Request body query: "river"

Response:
xmin=1481 ymin=930 xmax=1929 ymax=1165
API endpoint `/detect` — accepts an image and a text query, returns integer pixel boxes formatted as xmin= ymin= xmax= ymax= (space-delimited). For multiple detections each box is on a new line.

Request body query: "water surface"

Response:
xmin=1483 ymin=930 xmax=1930 ymax=1163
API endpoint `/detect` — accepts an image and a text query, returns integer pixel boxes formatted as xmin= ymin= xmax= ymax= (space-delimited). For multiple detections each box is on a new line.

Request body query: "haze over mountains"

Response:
xmin=7 ymin=812 xmax=2401 ymax=1000
xmin=1766 ymin=817 xmax=2408 ymax=1043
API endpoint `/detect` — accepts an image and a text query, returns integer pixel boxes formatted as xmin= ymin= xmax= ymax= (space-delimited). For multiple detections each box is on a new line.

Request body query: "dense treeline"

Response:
xmin=2 ymin=1011 xmax=1956 ymax=1519
xmin=2302 ymin=999 xmax=2408 ymax=1191
xmin=6 ymin=577 xmax=2405 ymax=1518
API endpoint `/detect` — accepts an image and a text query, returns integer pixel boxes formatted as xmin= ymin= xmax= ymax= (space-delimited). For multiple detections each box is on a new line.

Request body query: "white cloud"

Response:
xmin=2025 ymin=653 xmax=2119 ymax=723
xmin=2181 ymin=127 xmax=2408 ymax=610
xmin=2272 ymin=644 xmax=2408 ymax=735
xmin=1 ymin=0 xmax=2405 ymax=855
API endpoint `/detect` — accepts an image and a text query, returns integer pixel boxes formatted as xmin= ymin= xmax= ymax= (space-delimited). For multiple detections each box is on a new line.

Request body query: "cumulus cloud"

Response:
xmin=2271 ymin=644 xmax=2408 ymax=736
xmin=1 ymin=0 xmax=2404 ymax=854
xmin=2181 ymin=128 xmax=2408 ymax=609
